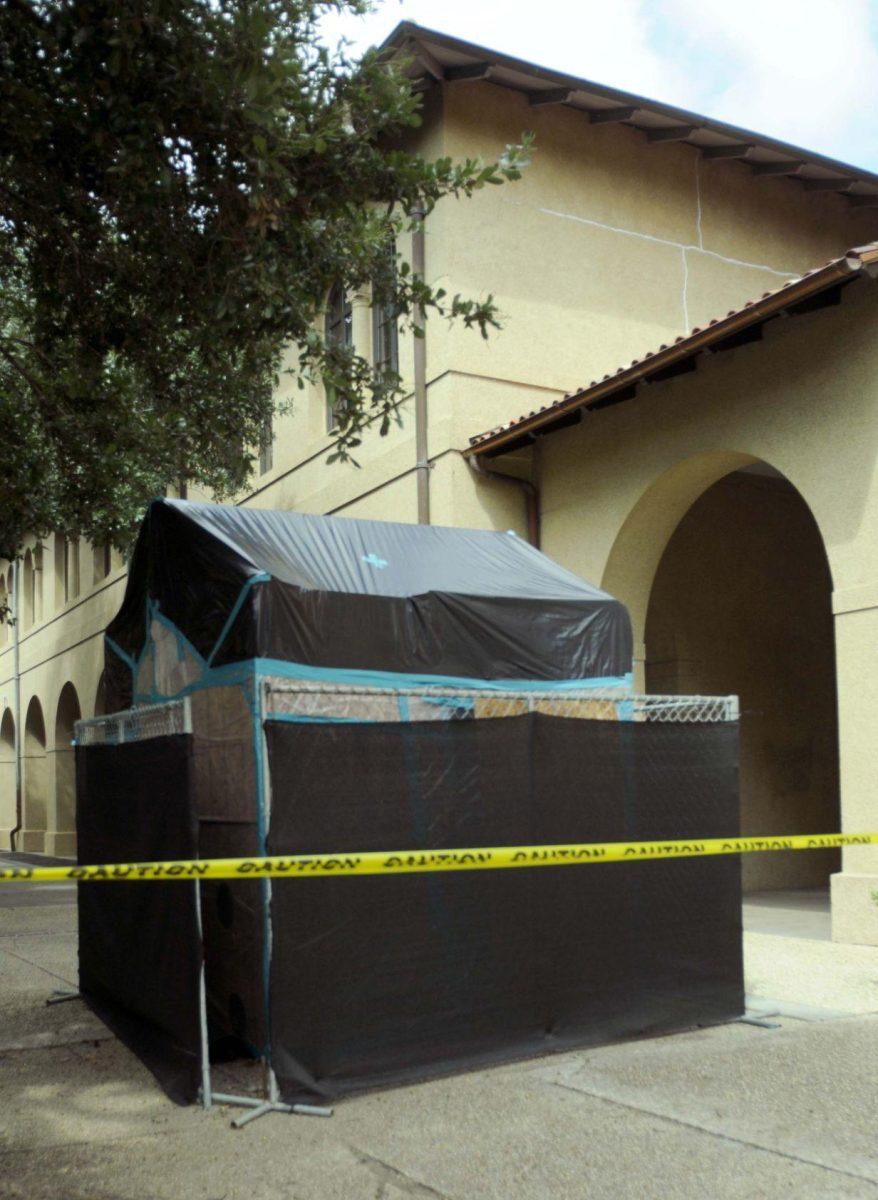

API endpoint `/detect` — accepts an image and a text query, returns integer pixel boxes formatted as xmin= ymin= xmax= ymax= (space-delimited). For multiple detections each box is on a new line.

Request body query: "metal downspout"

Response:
xmin=468 ymin=450 xmax=541 ymax=549
xmin=9 ymin=558 xmax=22 ymax=850
xmin=412 ymin=204 xmax=430 ymax=524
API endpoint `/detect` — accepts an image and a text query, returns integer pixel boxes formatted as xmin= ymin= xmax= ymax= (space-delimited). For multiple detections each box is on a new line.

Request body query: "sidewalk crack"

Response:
xmin=549 ymin=1080 xmax=878 ymax=1189
xmin=352 ymin=1147 xmax=451 ymax=1199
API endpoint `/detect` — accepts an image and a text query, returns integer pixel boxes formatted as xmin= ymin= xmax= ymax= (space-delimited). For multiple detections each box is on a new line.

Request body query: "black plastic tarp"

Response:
xmin=76 ymin=736 xmax=202 ymax=1104
xmin=265 ymin=714 xmax=743 ymax=1102
xmin=106 ymin=500 xmax=632 ymax=692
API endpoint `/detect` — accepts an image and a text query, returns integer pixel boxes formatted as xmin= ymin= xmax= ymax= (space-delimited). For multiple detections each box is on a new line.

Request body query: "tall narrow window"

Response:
xmin=372 ymin=241 xmax=399 ymax=379
xmin=93 ymin=541 xmax=112 ymax=585
xmin=259 ymin=414 xmax=273 ymax=474
xmin=32 ymin=544 xmax=43 ymax=623
xmin=324 ymin=282 xmax=352 ymax=432
xmin=0 ymin=573 xmax=7 ymax=646
xmin=62 ymin=538 xmax=79 ymax=603
xmin=23 ymin=551 xmax=34 ymax=629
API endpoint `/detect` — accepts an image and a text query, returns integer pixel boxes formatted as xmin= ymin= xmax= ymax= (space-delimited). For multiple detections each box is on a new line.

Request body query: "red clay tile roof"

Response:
xmin=465 ymin=242 xmax=878 ymax=457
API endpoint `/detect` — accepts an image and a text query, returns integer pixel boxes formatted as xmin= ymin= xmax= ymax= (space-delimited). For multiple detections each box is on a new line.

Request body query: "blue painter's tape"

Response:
xmin=422 ymin=696 xmax=475 ymax=712
xmin=266 ymin=701 xmax=477 ymax=725
xmin=267 ymin=713 xmax=372 ymax=725
xmin=206 ymin=573 xmax=271 ymax=668
xmin=251 ymin=658 xmax=632 ymax=694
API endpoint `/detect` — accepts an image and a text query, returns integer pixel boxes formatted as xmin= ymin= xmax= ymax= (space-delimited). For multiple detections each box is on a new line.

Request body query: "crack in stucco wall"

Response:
xmin=512 ymin=181 xmax=801 ymax=336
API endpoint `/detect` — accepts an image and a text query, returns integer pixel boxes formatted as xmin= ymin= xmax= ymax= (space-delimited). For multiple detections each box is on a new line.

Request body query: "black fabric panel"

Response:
xmin=265 ymin=715 xmax=742 ymax=1103
xmin=105 ymin=500 xmax=256 ymax=667
xmin=76 ymin=737 xmax=201 ymax=1104
xmin=186 ymin=696 xmax=266 ymax=1056
xmin=104 ymin=647 xmax=133 ymax=714
xmin=240 ymin=585 xmax=631 ymax=681
xmin=198 ymin=826 xmax=265 ymax=1056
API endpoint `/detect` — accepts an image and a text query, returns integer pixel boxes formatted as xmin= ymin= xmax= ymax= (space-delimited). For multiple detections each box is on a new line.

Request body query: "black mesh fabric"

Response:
xmin=265 ymin=714 xmax=743 ymax=1103
xmin=76 ymin=737 xmax=202 ymax=1103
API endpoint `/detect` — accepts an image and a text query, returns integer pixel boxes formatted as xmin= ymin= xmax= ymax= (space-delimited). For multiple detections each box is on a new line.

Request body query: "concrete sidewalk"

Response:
xmin=2 ymin=880 xmax=878 ymax=1199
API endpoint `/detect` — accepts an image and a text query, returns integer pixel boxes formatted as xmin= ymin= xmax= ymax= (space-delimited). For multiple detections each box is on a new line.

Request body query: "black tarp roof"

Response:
xmin=107 ymin=499 xmax=632 ymax=687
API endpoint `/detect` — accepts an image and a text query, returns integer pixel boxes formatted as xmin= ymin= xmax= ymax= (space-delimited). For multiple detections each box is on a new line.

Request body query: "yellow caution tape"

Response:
xmin=0 ymin=832 xmax=875 ymax=883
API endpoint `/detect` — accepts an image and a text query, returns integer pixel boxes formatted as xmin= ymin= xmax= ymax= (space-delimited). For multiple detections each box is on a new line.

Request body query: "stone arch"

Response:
xmin=53 ymin=683 xmax=81 ymax=851
xmin=0 ymin=709 xmax=15 ymax=847
xmin=23 ymin=696 xmax=48 ymax=850
xmin=604 ymin=451 xmax=839 ymax=895
xmin=601 ymin=450 xmax=764 ymax=653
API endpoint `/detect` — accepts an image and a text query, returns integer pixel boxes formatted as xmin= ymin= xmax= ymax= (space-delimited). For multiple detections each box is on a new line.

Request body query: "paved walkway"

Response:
xmin=743 ymin=886 xmax=832 ymax=941
xmin=2 ymin=873 xmax=878 ymax=1199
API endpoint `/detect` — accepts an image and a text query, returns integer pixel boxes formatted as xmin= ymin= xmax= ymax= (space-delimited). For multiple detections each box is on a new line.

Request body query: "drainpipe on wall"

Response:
xmin=9 ymin=557 xmax=22 ymax=851
xmin=468 ymin=446 xmax=542 ymax=549
xmin=411 ymin=204 xmax=430 ymax=525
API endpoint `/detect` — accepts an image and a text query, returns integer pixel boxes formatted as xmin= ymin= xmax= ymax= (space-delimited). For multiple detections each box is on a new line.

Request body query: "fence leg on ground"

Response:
xmin=210 ymin=1085 xmax=333 ymax=1128
xmin=194 ymin=878 xmax=212 ymax=1111
xmin=738 ymin=1010 xmax=781 ymax=1029
xmin=46 ymin=989 xmax=81 ymax=1006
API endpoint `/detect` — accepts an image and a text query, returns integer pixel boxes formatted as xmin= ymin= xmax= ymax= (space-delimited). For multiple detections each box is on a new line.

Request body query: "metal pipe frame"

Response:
xmin=10 ymin=558 xmax=22 ymax=850
xmin=411 ymin=203 xmax=430 ymax=526
xmin=192 ymin=683 xmax=334 ymax=1127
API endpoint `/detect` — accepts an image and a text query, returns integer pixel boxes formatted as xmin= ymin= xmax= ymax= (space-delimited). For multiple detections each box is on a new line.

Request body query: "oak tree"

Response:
xmin=0 ymin=0 xmax=530 ymax=560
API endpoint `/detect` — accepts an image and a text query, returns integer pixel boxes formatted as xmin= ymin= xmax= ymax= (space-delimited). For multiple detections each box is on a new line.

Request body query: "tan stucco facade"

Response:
xmin=530 ymin=279 xmax=878 ymax=944
xmin=2 ymin=75 xmax=877 ymax=940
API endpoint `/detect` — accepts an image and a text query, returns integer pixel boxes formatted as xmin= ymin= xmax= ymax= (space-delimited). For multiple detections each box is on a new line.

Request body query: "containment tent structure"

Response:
xmin=77 ymin=500 xmax=743 ymax=1115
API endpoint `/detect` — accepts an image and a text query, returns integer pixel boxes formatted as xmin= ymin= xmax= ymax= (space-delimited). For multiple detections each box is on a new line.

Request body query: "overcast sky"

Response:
xmin=320 ymin=0 xmax=878 ymax=173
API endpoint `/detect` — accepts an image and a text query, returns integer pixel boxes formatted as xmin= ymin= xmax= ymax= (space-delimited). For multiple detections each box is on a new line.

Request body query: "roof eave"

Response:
xmin=381 ymin=21 xmax=878 ymax=195
xmin=464 ymin=245 xmax=878 ymax=458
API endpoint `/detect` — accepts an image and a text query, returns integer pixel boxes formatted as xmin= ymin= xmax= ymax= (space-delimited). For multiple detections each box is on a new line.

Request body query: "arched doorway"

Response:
xmin=23 ymin=697 xmax=48 ymax=851
xmin=53 ymin=683 xmax=81 ymax=850
xmin=626 ymin=462 xmax=839 ymax=894
xmin=0 ymin=709 xmax=15 ymax=847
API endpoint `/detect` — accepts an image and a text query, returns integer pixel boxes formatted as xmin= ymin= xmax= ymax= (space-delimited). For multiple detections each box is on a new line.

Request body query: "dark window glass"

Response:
xmin=259 ymin=414 xmax=273 ymax=474
xmin=324 ymin=283 xmax=352 ymax=431
xmin=372 ymin=241 xmax=399 ymax=379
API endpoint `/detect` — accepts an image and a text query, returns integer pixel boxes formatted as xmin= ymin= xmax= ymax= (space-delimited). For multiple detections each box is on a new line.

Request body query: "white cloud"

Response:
xmin=319 ymin=0 xmax=878 ymax=170
xmin=658 ymin=0 xmax=878 ymax=167
xmin=319 ymin=0 xmax=698 ymax=104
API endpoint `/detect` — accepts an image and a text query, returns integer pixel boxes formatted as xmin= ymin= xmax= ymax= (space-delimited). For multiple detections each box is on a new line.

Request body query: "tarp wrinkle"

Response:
xmin=105 ymin=499 xmax=632 ymax=700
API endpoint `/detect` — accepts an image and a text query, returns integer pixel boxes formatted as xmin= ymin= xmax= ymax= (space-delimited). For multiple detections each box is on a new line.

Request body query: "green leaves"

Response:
xmin=0 ymin=0 xmax=531 ymax=555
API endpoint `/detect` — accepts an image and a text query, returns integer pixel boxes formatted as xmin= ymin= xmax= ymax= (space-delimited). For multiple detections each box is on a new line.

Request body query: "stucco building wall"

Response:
xmin=523 ymin=279 xmax=878 ymax=941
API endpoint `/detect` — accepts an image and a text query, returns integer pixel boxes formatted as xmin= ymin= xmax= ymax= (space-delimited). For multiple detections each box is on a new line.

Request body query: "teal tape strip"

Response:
xmin=206 ymin=573 xmax=271 ymax=667
xmin=267 ymin=713 xmax=369 ymax=725
xmin=252 ymin=658 xmax=632 ymax=694
xmin=150 ymin=607 xmax=208 ymax=668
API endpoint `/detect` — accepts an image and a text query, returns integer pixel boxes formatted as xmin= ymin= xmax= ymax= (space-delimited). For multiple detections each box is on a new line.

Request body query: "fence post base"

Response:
xmin=206 ymin=1091 xmax=333 ymax=1127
